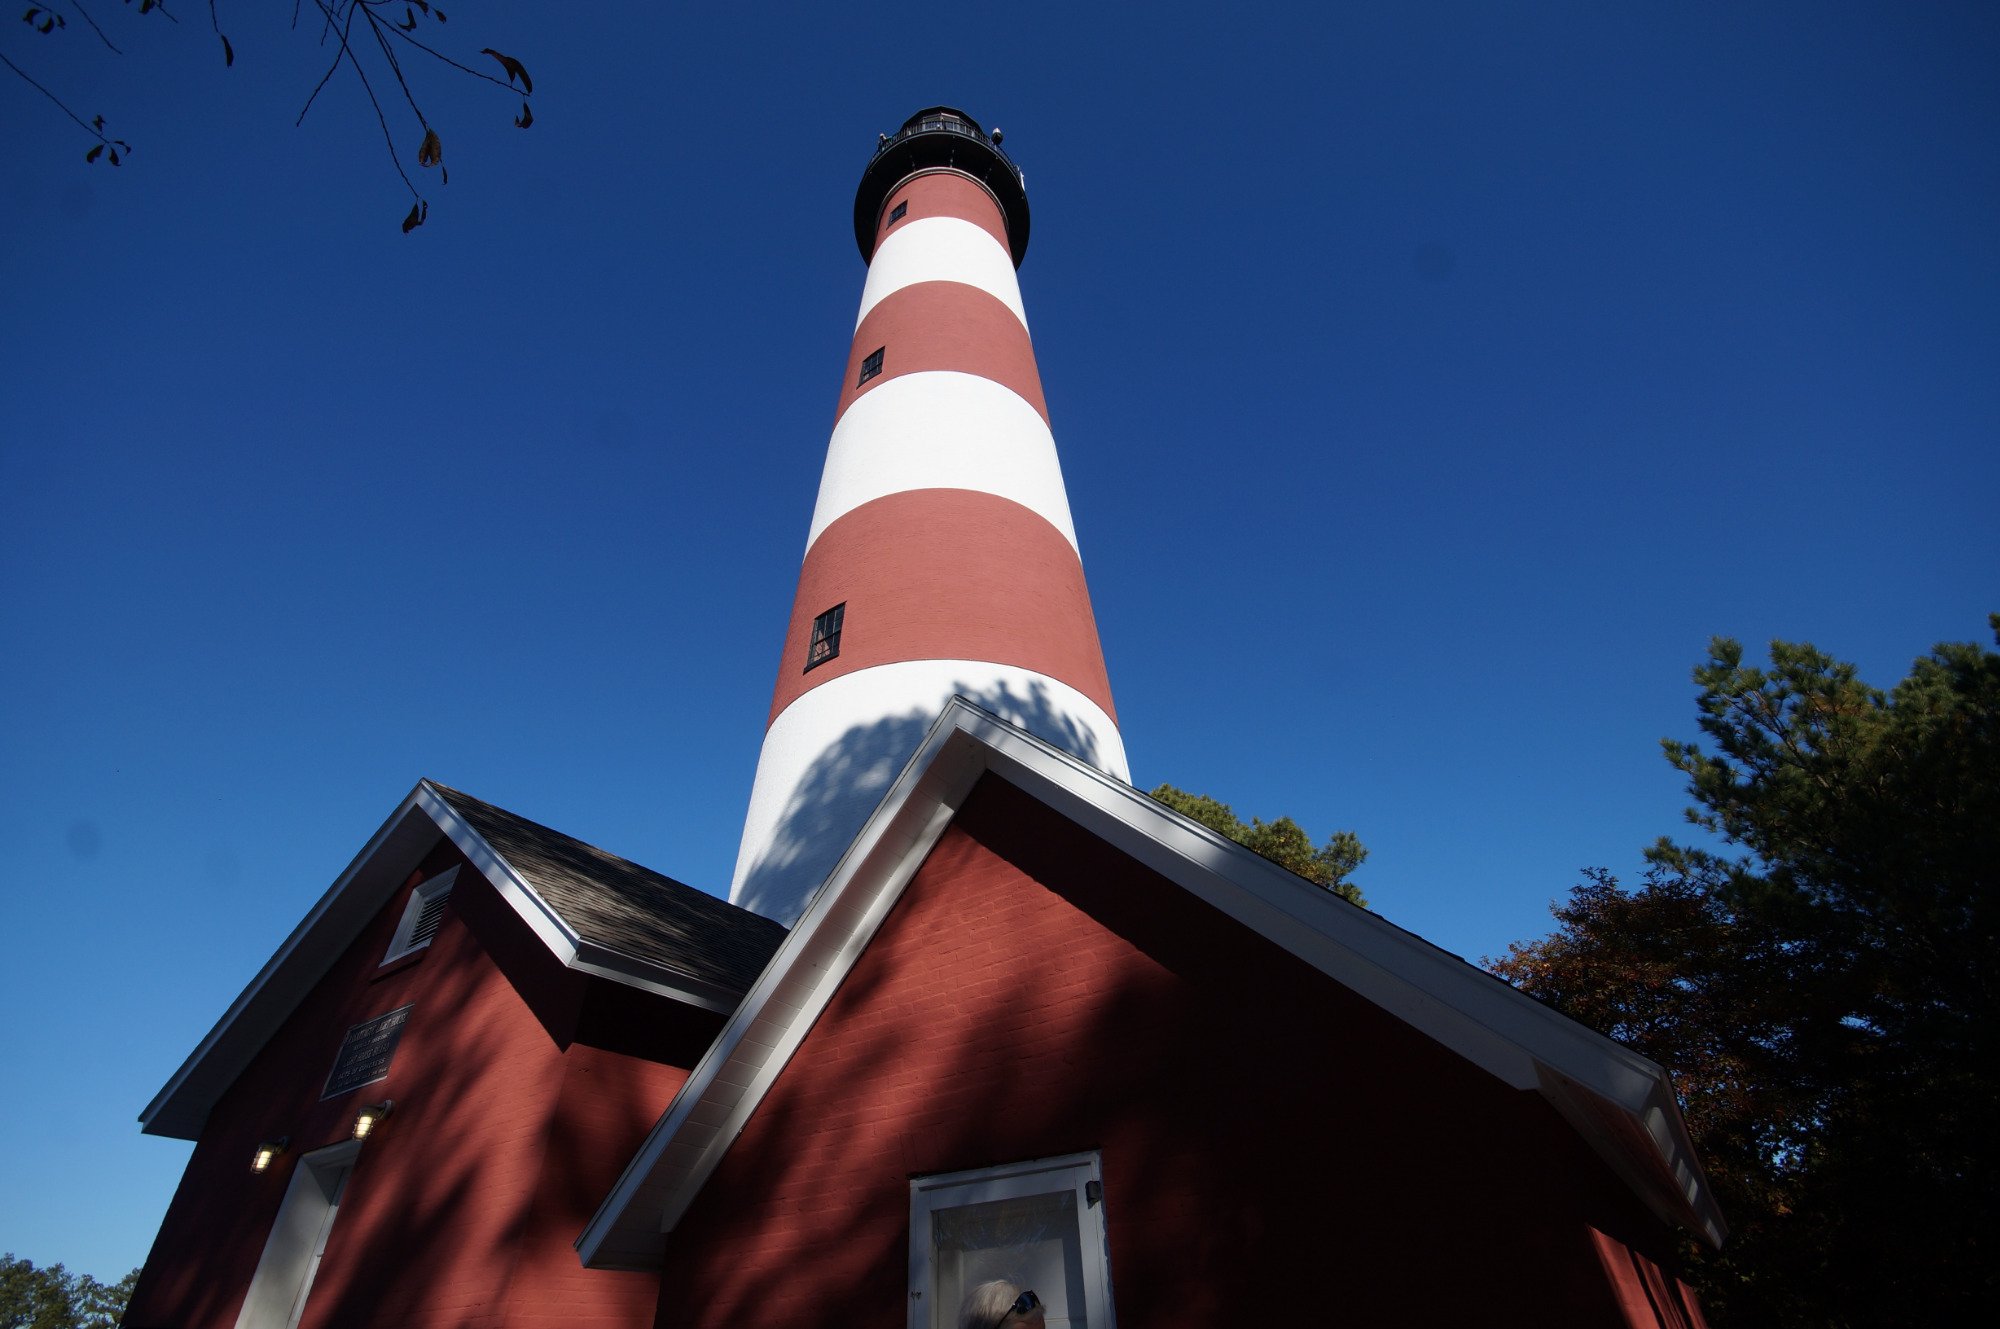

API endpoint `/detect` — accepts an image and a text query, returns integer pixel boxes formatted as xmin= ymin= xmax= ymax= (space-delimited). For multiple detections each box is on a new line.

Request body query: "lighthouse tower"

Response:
xmin=731 ymin=107 xmax=1130 ymax=923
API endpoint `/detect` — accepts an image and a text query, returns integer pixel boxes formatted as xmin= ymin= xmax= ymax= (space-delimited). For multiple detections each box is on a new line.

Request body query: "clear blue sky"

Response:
xmin=3 ymin=1 xmax=1994 ymax=1282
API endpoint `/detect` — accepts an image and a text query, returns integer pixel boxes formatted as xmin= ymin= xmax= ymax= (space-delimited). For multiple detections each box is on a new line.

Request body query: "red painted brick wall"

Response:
xmin=651 ymin=775 xmax=1698 ymax=1327
xmin=490 ymin=1041 xmax=684 ymax=1329
xmin=127 ymin=835 xmax=689 ymax=1329
xmin=835 ymin=280 xmax=1048 ymax=427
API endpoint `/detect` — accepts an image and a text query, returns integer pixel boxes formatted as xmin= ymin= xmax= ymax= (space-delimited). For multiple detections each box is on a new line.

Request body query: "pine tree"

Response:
xmin=1147 ymin=784 xmax=1368 ymax=905
xmin=1492 ymin=616 xmax=2000 ymax=1326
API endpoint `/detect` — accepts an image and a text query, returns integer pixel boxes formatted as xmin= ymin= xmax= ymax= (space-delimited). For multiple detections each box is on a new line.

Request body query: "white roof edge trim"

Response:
xmin=139 ymin=783 xmax=436 ymax=1131
xmin=974 ymin=730 xmax=1724 ymax=1246
xmin=143 ymin=780 xmax=736 ymax=1140
xmin=576 ymin=709 xmax=990 ymax=1268
xmin=418 ymin=785 xmax=746 ymax=1012
xmin=1003 ymin=753 xmax=1668 ymax=1094
xmin=1535 ymin=1060 xmax=1728 ymax=1247
xmin=577 ymin=699 xmax=1724 ymax=1265
xmin=413 ymin=783 xmax=584 ymax=967
xmin=569 ymin=944 xmax=743 ymax=1015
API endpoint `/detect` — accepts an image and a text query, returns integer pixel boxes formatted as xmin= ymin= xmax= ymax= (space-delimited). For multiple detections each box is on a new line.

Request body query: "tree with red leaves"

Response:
xmin=1493 ymin=617 xmax=2000 ymax=1327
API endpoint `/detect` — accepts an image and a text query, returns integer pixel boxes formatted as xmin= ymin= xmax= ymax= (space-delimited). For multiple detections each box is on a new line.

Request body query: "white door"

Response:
xmin=234 ymin=1140 xmax=363 ymax=1329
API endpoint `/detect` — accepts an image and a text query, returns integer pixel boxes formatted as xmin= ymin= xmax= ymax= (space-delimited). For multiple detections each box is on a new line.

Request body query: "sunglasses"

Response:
xmin=1008 ymin=1290 xmax=1042 ymax=1318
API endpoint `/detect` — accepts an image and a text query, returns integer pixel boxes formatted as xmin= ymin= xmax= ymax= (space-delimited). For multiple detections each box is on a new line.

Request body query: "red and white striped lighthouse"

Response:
xmin=730 ymin=107 xmax=1129 ymax=923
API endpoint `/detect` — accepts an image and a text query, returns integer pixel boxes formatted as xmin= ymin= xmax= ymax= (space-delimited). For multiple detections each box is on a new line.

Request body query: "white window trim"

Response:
xmin=380 ymin=865 xmax=459 ymax=965
xmin=235 ymin=1139 xmax=363 ymax=1329
xmin=908 ymin=1150 xmax=1115 ymax=1329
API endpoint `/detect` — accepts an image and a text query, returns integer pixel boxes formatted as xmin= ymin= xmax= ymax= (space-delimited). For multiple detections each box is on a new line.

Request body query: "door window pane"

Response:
xmin=910 ymin=1152 xmax=1112 ymax=1329
xmin=933 ymin=1189 xmax=1087 ymax=1329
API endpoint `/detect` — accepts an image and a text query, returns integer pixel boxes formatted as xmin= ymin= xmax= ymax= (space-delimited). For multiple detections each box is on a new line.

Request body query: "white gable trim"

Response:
xmin=577 ymin=699 xmax=1725 ymax=1271
xmin=411 ymin=786 xmax=744 ymax=1014
xmin=140 ymin=785 xmax=440 ymax=1140
xmin=140 ymin=781 xmax=742 ymax=1140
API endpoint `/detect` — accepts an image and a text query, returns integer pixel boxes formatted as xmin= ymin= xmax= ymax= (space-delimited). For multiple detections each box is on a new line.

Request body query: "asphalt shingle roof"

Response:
xmin=427 ymin=781 xmax=787 ymax=994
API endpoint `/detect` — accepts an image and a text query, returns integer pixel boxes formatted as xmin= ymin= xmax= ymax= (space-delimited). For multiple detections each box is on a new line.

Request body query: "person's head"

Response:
xmin=959 ymin=1281 xmax=1045 ymax=1329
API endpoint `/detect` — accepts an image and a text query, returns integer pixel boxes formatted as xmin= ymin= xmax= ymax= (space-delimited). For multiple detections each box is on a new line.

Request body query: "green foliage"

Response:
xmin=1147 ymin=784 xmax=1368 ymax=905
xmin=0 ymin=1256 xmax=139 ymax=1329
xmin=1491 ymin=616 xmax=2000 ymax=1327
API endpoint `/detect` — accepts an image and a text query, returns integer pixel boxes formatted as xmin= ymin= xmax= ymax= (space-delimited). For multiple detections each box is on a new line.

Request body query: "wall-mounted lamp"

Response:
xmin=352 ymin=1100 xmax=394 ymax=1140
xmin=251 ymin=1138 xmax=289 ymax=1173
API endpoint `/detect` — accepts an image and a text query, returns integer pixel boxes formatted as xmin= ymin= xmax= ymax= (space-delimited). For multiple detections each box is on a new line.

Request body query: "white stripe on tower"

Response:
xmin=807 ymin=374 xmax=1076 ymax=550
xmin=855 ymin=216 xmax=1028 ymax=329
xmin=730 ymin=109 xmax=1129 ymax=924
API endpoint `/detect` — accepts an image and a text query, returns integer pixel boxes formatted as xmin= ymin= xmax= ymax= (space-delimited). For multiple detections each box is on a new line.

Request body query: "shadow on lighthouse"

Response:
xmin=733 ymin=676 xmax=1108 ymax=924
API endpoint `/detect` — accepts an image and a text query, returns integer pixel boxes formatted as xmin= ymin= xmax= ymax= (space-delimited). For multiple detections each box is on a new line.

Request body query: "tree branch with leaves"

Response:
xmin=1491 ymin=616 xmax=2000 ymax=1327
xmin=1147 ymin=783 xmax=1368 ymax=905
xmin=5 ymin=0 xmax=533 ymax=230
xmin=1 ymin=1254 xmax=138 ymax=1329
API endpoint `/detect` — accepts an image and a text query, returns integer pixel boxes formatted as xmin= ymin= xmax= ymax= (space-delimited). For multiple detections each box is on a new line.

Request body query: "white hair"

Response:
xmin=959 ymin=1280 xmax=1040 ymax=1329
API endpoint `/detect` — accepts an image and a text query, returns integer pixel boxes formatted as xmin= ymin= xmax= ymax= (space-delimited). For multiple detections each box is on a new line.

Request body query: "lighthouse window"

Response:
xmin=806 ymin=602 xmax=846 ymax=671
xmin=888 ymin=200 xmax=908 ymax=224
xmin=858 ymin=346 xmax=885 ymax=386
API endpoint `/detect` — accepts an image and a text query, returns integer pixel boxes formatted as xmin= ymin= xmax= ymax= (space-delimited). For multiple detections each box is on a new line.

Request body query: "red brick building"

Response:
xmin=585 ymin=700 xmax=1721 ymax=1327
xmin=131 ymin=708 xmax=1719 ymax=1329
xmin=126 ymin=782 xmax=783 ymax=1329
xmin=129 ymin=108 xmax=1723 ymax=1329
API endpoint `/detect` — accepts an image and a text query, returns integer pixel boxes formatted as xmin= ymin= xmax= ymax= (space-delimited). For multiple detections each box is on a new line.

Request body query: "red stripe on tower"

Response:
xmin=836 ymin=283 xmax=1049 ymax=426
xmin=731 ymin=108 xmax=1129 ymax=924
xmin=768 ymin=489 xmax=1118 ymax=725
xmin=873 ymin=171 xmax=1013 ymax=254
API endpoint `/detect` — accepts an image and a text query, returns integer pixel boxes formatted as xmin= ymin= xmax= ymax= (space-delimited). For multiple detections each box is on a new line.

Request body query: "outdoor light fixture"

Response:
xmin=352 ymin=1100 xmax=394 ymax=1140
xmin=251 ymin=1138 xmax=289 ymax=1173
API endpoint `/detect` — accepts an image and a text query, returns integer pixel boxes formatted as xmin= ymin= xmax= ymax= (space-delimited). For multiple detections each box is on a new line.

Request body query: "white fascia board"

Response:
xmin=570 ymin=943 xmax=745 ymax=1015
xmin=414 ymin=783 xmax=585 ymax=966
xmin=974 ymin=736 xmax=1725 ymax=1245
xmin=995 ymin=747 xmax=1661 ymax=1099
xmin=577 ymin=700 xmax=1723 ymax=1266
xmin=139 ymin=784 xmax=441 ymax=1138
xmin=1536 ymin=1059 xmax=1729 ymax=1247
xmin=143 ymin=781 xmax=747 ymax=1141
xmin=416 ymin=785 xmax=746 ymax=1013
xmin=578 ymin=717 xmax=986 ymax=1269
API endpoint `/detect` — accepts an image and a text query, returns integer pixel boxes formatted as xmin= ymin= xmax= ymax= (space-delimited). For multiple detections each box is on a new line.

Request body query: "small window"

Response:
xmin=888 ymin=200 xmax=908 ymax=223
xmin=858 ymin=346 xmax=885 ymax=387
xmin=806 ymin=603 xmax=845 ymax=671
xmin=909 ymin=1152 xmax=1113 ymax=1329
xmin=321 ymin=1004 xmax=413 ymax=1100
xmin=381 ymin=865 xmax=458 ymax=965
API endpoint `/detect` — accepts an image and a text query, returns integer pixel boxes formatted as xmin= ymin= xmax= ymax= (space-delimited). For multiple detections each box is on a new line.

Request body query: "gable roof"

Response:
xmin=140 ymin=780 xmax=785 ymax=1141
xmin=426 ymin=784 xmax=786 ymax=995
xmin=578 ymin=699 xmax=1726 ymax=1271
